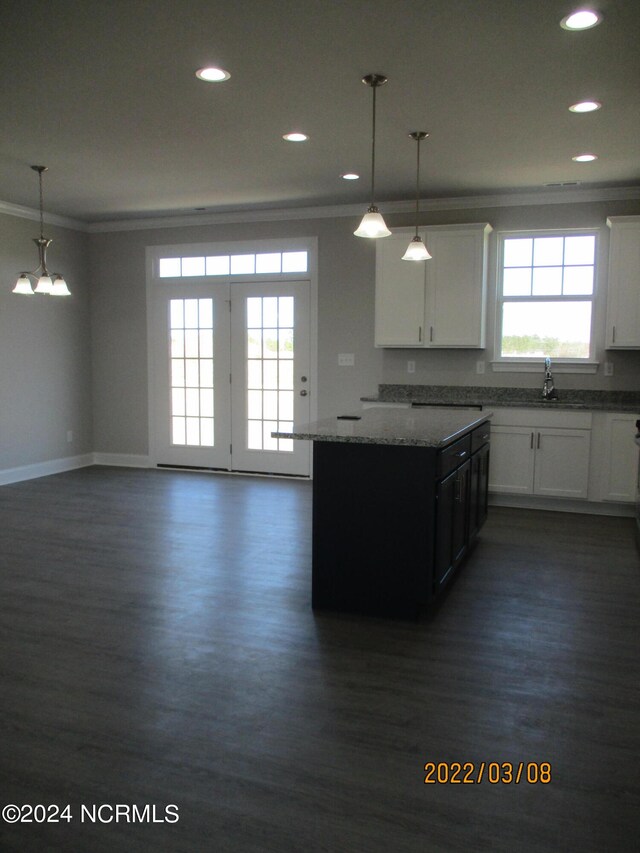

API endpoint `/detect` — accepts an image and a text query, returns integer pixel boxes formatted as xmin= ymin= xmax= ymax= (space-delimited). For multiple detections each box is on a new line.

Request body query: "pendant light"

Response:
xmin=12 ymin=166 xmax=71 ymax=296
xmin=354 ymin=74 xmax=391 ymax=239
xmin=402 ymin=132 xmax=432 ymax=261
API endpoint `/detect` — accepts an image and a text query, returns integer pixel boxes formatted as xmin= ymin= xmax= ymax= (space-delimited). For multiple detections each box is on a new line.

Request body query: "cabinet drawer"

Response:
xmin=438 ymin=435 xmax=471 ymax=478
xmin=471 ymin=422 xmax=491 ymax=453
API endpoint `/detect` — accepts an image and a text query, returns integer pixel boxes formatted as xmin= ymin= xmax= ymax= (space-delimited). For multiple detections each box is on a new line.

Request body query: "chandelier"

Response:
xmin=12 ymin=166 xmax=71 ymax=296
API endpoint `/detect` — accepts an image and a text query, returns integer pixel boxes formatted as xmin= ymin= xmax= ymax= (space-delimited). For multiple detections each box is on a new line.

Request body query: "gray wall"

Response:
xmin=89 ymin=196 xmax=640 ymax=457
xmin=380 ymin=198 xmax=640 ymax=391
xmin=0 ymin=212 xmax=92 ymax=470
xmin=89 ymin=216 xmax=385 ymax=455
xmin=2 ymin=192 xmax=639 ymax=469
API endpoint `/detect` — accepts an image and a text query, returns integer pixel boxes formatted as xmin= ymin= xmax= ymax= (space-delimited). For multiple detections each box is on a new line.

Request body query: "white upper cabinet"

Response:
xmin=605 ymin=216 xmax=640 ymax=349
xmin=374 ymin=223 xmax=492 ymax=348
xmin=374 ymin=234 xmax=427 ymax=346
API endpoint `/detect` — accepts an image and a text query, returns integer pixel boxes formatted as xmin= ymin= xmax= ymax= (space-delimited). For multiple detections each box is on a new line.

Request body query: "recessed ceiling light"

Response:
xmin=283 ymin=133 xmax=308 ymax=142
xmin=572 ymin=153 xmax=598 ymax=162
xmin=341 ymin=173 xmax=360 ymax=180
xmin=569 ymin=100 xmax=601 ymax=113
xmin=195 ymin=67 xmax=231 ymax=82
xmin=560 ymin=9 xmax=602 ymax=30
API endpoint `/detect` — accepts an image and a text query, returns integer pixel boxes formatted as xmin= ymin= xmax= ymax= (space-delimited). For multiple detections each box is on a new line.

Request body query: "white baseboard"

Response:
xmin=0 ymin=453 xmax=94 ymax=486
xmin=489 ymin=493 xmax=634 ymax=518
xmin=92 ymin=453 xmax=151 ymax=468
xmin=0 ymin=452 xmax=152 ymax=486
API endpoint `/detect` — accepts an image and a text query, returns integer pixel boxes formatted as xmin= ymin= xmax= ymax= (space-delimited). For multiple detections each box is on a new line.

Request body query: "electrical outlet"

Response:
xmin=67 ymin=430 xmax=73 ymax=443
xmin=338 ymin=353 xmax=355 ymax=367
xmin=476 ymin=361 xmax=485 ymax=375
xmin=604 ymin=362 xmax=614 ymax=377
xmin=407 ymin=360 xmax=416 ymax=374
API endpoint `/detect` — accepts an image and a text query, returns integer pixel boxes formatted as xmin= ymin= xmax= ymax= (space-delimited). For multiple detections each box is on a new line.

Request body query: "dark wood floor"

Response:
xmin=0 ymin=467 xmax=638 ymax=853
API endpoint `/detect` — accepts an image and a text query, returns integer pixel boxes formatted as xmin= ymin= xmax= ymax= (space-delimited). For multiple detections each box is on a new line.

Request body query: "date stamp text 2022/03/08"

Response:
xmin=424 ymin=762 xmax=552 ymax=785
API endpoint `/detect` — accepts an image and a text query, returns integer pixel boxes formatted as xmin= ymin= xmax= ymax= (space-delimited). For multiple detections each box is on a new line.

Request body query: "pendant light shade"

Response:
xmin=402 ymin=235 xmax=431 ymax=261
xmin=402 ymin=131 xmax=432 ymax=261
xmin=355 ymin=74 xmax=391 ymax=239
xmin=11 ymin=166 xmax=71 ymax=296
xmin=354 ymin=205 xmax=391 ymax=238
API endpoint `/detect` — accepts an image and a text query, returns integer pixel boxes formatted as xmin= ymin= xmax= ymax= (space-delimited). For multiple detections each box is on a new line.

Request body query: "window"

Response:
xmin=497 ymin=232 xmax=597 ymax=360
xmin=158 ymin=250 xmax=308 ymax=278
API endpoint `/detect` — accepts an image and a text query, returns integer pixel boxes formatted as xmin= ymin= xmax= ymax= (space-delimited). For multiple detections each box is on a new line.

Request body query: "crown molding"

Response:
xmin=2 ymin=185 xmax=639 ymax=235
xmin=86 ymin=185 xmax=640 ymax=233
xmin=0 ymin=199 xmax=88 ymax=231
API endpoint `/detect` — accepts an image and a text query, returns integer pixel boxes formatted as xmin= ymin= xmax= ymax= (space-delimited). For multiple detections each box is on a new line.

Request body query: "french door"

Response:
xmin=151 ymin=280 xmax=311 ymax=476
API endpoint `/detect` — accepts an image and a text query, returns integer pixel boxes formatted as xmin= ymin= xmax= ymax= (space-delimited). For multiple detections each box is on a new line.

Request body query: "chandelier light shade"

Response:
xmin=354 ymin=74 xmax=391 ymax=239
xmin=402 ymin=131 xmax=432 ymax=261
xmin=12 ymin=166 xmax=71 ymax=296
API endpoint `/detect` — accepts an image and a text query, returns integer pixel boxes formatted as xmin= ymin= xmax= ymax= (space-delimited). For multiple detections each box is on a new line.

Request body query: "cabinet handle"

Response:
xmin=537 ymin=432 xmax=541 ymax=450
xmin=430 ymin=326 xmax=433 ymax=342
xmin=454 ymin=450 xmax=467 ymax=458
xmin=530 ymin=432 xmax=534 ymax=449
xmin=455 ymin=476 xmax=461 ymax=502
xmin=612 ymin=325 xmax=616 ymax=344
xmin=419 ymin=325 xmax=422 ymax=342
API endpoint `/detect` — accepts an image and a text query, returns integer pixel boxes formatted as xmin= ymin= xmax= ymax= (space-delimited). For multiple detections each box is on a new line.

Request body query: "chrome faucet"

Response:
xmin=542 ymin=356 xmax=558 ymax=401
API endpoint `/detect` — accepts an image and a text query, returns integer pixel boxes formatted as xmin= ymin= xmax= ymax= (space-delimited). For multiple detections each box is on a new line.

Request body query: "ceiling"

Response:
xmin=1 ymin=0 xmax=639 ymax=223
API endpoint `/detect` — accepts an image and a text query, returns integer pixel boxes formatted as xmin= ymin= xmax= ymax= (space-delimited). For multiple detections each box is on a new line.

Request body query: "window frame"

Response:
xmin=493 ymin=228 xmax=601 ymax=373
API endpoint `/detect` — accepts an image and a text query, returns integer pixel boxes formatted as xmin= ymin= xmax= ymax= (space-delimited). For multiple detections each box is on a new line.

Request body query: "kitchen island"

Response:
xmin=275 ymin=407 xmax=492 ymax=618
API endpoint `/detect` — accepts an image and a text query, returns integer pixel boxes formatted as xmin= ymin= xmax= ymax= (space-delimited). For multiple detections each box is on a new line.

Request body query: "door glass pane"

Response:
xmin=245 ymin=295 xmax=296 ymax=452
xmin=169 ymin=298 xmax=217 ymax=447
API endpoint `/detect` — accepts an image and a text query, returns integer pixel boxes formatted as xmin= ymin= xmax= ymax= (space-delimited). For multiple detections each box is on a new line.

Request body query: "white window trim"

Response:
xmin=492 ymin=227 xmax=601 ymax=374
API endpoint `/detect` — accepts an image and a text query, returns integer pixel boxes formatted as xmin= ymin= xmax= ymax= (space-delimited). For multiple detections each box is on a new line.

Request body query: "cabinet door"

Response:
xmin=435 ymin=461 xmax=471 ymax=590
xmin=451 ymin=460 xmax=471 ymax=566
xmin=470 ymin=444 xmax=490 ymax=539
xmin=533 ymin=428 xmax=591 ymax=499
xmin=599 ymin=413 xmax=639 ymax=502
xmin=426 ymin=227 xmax=489 ymax=347
xmin=488 ymin=426 xmax=535 ymax=494
xmin=435 ymin=469 xmax=456 ymax=588
xmin=606 ymin=218 xmax=640 ymax=348
xmin=375 ymin=235 xmax=426 ymax=346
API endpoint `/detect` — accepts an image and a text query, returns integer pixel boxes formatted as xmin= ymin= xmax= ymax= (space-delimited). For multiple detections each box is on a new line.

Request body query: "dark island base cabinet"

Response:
xmin=311 ymin=422 xmax=491 ymax=619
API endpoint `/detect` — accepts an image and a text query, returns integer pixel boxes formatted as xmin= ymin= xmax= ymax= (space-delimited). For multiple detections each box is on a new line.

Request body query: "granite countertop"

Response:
xmin=362 ymin=385 xmax=640 ymax=413
xmin=274 ymin=408 xmax=491 ymax=448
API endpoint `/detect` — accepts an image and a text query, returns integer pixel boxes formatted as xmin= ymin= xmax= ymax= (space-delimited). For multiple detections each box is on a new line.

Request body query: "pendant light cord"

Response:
xmin=38 ymin=168 xmax=45 ymax=240
xmin=370 ymin=83 xmax=377 ymax=207
xmin=414 ymin=137 xmax=421 ymax=237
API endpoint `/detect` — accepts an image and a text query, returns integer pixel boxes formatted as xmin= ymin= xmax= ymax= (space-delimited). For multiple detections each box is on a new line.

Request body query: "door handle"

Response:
xmin=300 ymin=390 xmax=308 ymax=396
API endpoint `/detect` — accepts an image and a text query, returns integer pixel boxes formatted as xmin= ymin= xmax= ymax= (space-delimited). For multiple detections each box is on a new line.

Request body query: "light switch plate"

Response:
xmin=407 ymin=360 xmax=416 ymax=374
xmin=476 ymin=361 xmax=485 ymax=374
xmin=338 ymin=353 xmax=355 ymax=367
xmin=604 ymin=362 xmax=614 ymax=376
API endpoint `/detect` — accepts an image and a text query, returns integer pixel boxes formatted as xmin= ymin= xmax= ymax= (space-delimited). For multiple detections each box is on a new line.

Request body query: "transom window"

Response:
xmin=159 ymin=251 xmax=308 ymax=278
xmin=498 ymin=232 xmax=597 ymax=360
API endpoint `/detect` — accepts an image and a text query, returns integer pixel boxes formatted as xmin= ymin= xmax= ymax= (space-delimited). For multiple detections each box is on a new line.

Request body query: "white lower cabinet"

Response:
xmin=489 ymin=409 xmax=592 ymax=500
xmin=597 ymin=412 xmax=640 ymax=502
xmin=490 ymin=426 xmax=591 ymax=499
